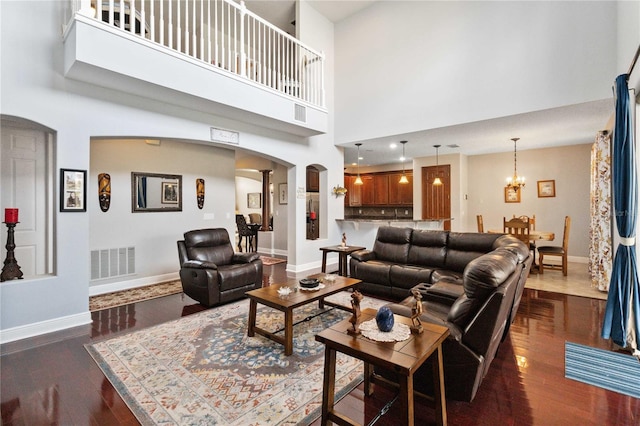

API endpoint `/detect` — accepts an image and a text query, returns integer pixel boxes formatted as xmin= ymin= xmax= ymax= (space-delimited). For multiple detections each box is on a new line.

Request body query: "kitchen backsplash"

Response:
xmin=344 ymin=207 xmax=413 ymax=219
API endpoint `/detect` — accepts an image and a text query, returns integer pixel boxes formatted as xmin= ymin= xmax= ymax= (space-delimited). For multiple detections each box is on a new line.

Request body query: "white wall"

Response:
xmin=467 ymin=143 xmax=592 ymax=258
xmin=90 ymin=139 xmax=236 ymax=290
xmin=0 ymin=1 xmax=340 ymax=341
xmin=334 ymin=1 xmax=617 ymax=144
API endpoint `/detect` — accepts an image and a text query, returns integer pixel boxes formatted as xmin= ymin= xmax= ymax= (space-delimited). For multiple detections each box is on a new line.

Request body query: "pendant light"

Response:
xmin=433 ymin=145 xmax=443 ymax=186
xmin=399 ymin=140 xmax=409 ymax=184
xmin=354 ymin=143 xmax=363 ymax=185
xmin=506 ymin=137 xmax=525 ymax=191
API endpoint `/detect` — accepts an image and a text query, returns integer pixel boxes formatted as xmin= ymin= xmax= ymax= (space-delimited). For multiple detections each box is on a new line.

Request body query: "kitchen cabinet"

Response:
xmin=306 ymin=166 xmax=319 ymax=192
xmin=373 ymin=174 xmax=389 ymax=205
xmin=360 ymin=175 xmax=375 ymax=205
xmin=344 ymin=175 xmax=362 ymax=206
xmin=388 ymin=172 xmax=413 ymax=205
xmin=345 ymin=171 xmax=413 ymax=207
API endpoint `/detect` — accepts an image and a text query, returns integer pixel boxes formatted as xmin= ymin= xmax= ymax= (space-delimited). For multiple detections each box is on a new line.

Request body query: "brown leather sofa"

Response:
xmin=349 ymin=226 xmax=532 ymax=401
xmin=177 ymin=228 xmax=263 ymax=307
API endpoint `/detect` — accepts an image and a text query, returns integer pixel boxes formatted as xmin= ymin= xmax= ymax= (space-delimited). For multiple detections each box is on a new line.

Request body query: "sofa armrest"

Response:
xmin=350 ymin=249 xmax=375 ymax=262
xmin=424 ymin=279 xmax=464 ymax=305
xmin=232 ymin=252 xmax=261 ymax=263
xmin=182 ymin=259 xmax=218 ymax=270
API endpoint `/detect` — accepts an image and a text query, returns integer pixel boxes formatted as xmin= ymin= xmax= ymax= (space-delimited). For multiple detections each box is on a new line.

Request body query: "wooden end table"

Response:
xmin=315 ymin=308 xmax=450 ymax=426
xmin=319 ymin=245 xmax=366 ymax=276
xmin=245 ymin=274 xmax=361 ymax=356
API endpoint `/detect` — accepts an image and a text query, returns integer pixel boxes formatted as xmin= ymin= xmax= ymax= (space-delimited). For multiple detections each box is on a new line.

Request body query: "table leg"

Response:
xmin=364 ymin=362 xmax=374 ymax=396
xmin=284 ymin=309 xmax=294 ymax=356
xmin=432 ymin=345 xmax=447 ymax=426
xmin=398 ymin=374 xmax=414 ymax=426
xmin=321 ymin=346 xmax=337 ymax=426
xmin=321 ymin=250 xmax=328 ymax=273
xmin=247 ymin=299 xmax=257 ymax=337
xmin=339 ymin=253 xmax=347 ymax=276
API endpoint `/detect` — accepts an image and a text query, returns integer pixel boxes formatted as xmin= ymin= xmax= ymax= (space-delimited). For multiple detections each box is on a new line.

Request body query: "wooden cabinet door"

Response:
xmin=388 ymin=172 xmax=413 ymax=205
xmin=361 ymin=175 xmax=375 ymax=205
xmin=373 ymin=174 xmax=389 ymax=205
xmin=306 ymin=166 xmax=319 ymax=192
xmin=346 ymin=175 xmax=361 ymax=206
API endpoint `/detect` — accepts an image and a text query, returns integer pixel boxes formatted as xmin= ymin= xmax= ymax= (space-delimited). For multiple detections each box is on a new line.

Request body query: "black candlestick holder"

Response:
xmin=1 ymin=222 xmax=23 ymax=282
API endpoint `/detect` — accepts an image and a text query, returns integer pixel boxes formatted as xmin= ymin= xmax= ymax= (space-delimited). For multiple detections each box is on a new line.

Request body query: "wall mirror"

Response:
xmin=131 ymin=172 xmax=182 ymax=212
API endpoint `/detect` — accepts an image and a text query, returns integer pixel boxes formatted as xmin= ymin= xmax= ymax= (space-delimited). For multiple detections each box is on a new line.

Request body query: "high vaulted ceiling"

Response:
xmin=244 ymin=1 xmax=615 ymax=167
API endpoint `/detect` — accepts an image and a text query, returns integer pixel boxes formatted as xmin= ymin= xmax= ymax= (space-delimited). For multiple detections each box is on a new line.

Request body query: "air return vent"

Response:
xmin=294 ymin=103 xmax=306 ymax=122
xmin=91 ymin=247 xmax=135 ymax=280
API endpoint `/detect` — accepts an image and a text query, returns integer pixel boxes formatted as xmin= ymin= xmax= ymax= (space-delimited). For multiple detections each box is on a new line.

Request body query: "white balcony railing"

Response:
xmin=67 ymin=0 xmax=325 ymax=108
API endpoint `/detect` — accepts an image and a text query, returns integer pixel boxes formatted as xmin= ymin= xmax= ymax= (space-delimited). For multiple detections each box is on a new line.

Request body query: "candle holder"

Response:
xmin=1 ymin=221 xmax=23 ymax=282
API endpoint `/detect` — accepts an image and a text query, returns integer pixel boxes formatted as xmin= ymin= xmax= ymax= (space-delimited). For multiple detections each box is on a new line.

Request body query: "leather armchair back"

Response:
xmin=183 ymin=228 xmax=234 ymax=265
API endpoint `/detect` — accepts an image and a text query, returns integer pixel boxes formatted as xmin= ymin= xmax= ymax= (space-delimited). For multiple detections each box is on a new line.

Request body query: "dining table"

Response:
xmin=488 ymin=229 xmax=555 ymax=272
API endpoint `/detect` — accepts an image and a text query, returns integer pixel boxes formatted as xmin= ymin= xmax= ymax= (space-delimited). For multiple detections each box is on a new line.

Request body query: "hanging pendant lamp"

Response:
xmin=506 ymin=137 xmax=525 ymax=191
xmin=433 ymin=145 xmax=443 ymax=186
xmin=354 ymin=143 xmax=363 ymax=185
xmin=399 ymin=140 xmax=409 ymax=184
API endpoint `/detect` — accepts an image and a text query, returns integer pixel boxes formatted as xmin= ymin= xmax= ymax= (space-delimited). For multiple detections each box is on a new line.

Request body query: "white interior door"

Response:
xmin=1 ymin=125 xmax=48 ymax=277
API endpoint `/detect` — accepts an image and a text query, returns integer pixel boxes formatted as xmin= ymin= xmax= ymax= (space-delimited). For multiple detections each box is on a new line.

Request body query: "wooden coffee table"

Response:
xmin=245 ymin=274 xmax=361 ymax=356
xmin=315 ymin=308 xmax=450 ymax=426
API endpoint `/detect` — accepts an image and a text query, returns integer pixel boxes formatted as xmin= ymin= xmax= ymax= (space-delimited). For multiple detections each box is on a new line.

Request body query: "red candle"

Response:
xmin=4 ymin=208 xmax=19 ymax=223
xmin=310 ymin=211 xmax=316 ymax=220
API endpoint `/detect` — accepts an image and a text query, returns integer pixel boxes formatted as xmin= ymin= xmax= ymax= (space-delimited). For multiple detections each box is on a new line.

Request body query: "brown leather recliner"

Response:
xmin=177 ymin=228 xmax=263 ymax=307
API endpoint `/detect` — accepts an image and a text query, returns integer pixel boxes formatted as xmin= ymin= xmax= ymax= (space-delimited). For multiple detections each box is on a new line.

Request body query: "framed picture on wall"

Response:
xmin=504 ymin=186 xmax=521 ymax=203
xmin=537 ymin=180 xmax=556 ymax=198
xmin=279 ymin=183 xmax=288 ymax=205
xmin=60 ymin=168 xmax=87 ymax=212
xmin=162 ymin=181 xmax=179 ymax=204
xmin=248 ymin=192 xmax=261 ymax=209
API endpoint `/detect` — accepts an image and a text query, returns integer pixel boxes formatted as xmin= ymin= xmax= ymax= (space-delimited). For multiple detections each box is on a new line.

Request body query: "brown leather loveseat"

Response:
xmin=349 ymin=226 xmax=532 ymax=401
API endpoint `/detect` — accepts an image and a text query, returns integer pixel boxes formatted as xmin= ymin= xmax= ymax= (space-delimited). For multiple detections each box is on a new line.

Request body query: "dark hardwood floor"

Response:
xmin=2 ymin=261 xmax=638 ymax=425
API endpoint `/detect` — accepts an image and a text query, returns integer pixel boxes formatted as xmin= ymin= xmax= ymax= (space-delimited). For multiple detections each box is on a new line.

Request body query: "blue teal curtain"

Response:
xmin=601 ymin=74 xmax=640 ymax=358
xmin=137 ymin=176 xmax=147 ymax=208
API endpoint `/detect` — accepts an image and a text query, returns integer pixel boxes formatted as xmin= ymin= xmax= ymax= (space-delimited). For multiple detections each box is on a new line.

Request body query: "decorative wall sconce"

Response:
xmin=332 ymin=185 xmax=348 ymax=197
xmin=196 ymin=178 xmax=205 ymax=209
xmin=98 ymin=173 xmax=111 ymax=212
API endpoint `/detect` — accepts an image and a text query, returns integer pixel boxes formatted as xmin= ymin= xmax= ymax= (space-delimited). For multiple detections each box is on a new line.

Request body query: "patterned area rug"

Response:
xmin=565 ymin=342 xmax=640 ymax=398
xmin=89 ymin=281 xmax=183 ymax=312
xmin=86 ymin=293 xmax=386 ymax=425
xmin=260 ymin=256 xmax=286 ymax=266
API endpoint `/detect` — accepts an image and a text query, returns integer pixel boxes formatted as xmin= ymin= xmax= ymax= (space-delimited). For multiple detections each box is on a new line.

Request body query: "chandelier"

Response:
xmin=506 ymin=137 xmax=525 ymax=191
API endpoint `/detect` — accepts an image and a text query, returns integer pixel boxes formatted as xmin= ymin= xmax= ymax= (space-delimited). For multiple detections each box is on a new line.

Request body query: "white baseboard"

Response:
xmin=89 ymin=272 xmax=179 ymax=296
xmin=0 ymin=311 xmax=92 ymax=345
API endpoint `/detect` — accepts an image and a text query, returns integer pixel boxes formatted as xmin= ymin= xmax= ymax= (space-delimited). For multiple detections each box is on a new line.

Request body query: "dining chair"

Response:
xmin=503 ymin=217 xmax=531 ymax=246
xmin=538 ymin=216 xmax=571 ymax=276
xmin=235 ymin=214 xmax=255 ymax=252
xmin=248 ymin=213 xmax=262 ymax=224
xmin=476 ymin=215 xmax=484 ymax=233
xmin=513 ymin=214 xmax=535 ymax=230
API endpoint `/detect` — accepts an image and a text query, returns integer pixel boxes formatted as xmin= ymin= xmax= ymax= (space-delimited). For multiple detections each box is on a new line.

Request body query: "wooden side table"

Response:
xmin=315 ymin=308 xmax=450 ymax=425
xmin=319 ymin=245 xmax=365 ymax=276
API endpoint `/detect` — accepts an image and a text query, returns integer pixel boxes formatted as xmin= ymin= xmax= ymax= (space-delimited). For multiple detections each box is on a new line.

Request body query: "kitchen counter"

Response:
xmin=337 ymin=218 xmax=452 ymax=230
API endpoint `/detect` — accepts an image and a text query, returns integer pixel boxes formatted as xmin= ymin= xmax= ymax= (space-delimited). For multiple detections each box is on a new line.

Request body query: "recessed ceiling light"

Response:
xmin=390 ymin=143 xmax=397 ymax=149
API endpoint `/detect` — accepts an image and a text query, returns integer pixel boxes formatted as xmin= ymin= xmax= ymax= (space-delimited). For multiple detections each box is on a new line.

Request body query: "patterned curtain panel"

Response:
xmin=589 ymin=130 xmax=613 ymax=292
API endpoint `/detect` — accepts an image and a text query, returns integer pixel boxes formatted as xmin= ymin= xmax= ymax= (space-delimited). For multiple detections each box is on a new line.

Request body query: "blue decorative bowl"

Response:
xmin=376 ymin=307 xmax=395 ymax=332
